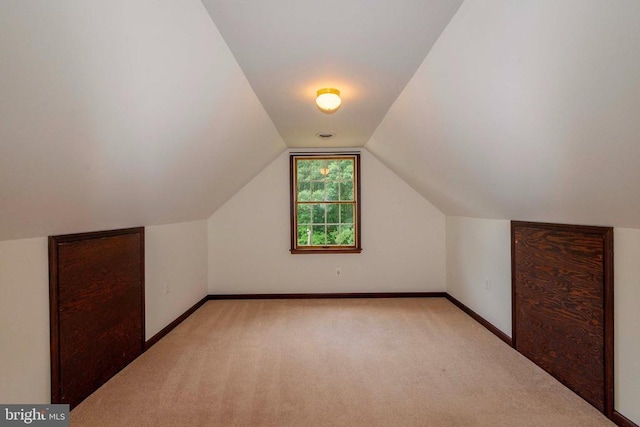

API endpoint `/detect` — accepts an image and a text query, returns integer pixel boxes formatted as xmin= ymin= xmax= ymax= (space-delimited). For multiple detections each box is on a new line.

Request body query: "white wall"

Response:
xmin=0 ymin=220 xmax=207 ymax=403
xmin=145 ymin=220 xmax=208 ymax=338
xmin=0 ymin=237 xmax=49 ymax=404
xmin=614 ymin=228 xmax=640 ymax=423
xmin=208 ymin=148 xmax=446 ymax=294
xmin=446 ymin=218 xmax=640 ymax=423
xmin=446 ymin=217 xmax=512 ymax=336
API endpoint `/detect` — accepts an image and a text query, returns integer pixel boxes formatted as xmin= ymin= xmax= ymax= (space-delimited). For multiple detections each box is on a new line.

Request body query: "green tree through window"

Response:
xmin=290 ymin=153 xmax=361 ymax=253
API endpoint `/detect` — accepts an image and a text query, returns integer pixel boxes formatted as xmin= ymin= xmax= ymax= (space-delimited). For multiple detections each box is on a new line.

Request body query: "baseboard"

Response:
xmin=146 ymin=293 xmax=510 ymax=350
xmin=445 ymin=294 xmax=513 ymax=346
xmin=143 ymin=291 xmax=635 ymax=426
xmin=144 ymin=296 xmax=208 ymax=351
xmin=142 ymin=292 xmax=462 ymax=350
xmin=207 ymin=293 xmax=512 ymax=346
xmin=208 ymin=292 xmax=447 ymax=300
xmin=613 ymin=411 xmax=639 ymax=427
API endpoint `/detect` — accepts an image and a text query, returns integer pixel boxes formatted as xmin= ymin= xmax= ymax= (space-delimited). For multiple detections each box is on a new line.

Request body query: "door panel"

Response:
xmin=511 ymin=222 xmax=613 ymax=416
xmin=49 ymin=228 xmax=144 ymax=409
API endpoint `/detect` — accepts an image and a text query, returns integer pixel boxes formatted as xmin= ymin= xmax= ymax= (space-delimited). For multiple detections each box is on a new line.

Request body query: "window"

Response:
xmin=290 ymin=153 xmax=361 ymax=253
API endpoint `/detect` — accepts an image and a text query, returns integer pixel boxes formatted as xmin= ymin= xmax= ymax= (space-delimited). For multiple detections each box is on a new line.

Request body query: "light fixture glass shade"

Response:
xmin=316 ymin=88 xmax=341 ymax=113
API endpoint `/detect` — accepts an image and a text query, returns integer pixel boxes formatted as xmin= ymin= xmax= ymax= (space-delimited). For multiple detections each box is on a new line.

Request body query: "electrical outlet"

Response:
xmin=336 ymin=268 xmax=341 ymax=277
xmin=484 ymin=278 xmax=491 ymax=290
xmin=164 ymin=282 xmax=170 ymax=295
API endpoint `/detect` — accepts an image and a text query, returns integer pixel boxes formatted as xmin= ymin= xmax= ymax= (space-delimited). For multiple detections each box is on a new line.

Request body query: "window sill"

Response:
xmin=290 ymin=248 xmax=362 ymax=254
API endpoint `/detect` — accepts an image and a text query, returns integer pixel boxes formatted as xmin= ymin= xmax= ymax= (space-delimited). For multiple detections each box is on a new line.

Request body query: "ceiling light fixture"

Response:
xmin=316 ymin=88 xmax=341 ymax=114
xmin=316 ymin=132 xmax=335 ymax=139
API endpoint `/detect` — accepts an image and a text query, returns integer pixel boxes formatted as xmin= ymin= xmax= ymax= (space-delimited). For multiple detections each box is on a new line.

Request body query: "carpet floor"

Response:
xmin=70 ymin=298 xmax=613 ymax=426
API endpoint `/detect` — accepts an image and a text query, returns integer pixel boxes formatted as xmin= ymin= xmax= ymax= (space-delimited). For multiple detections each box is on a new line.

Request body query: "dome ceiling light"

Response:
xmin=316 ymin=132 xmax=335 ymax=139
xmin=316 ymin=88 xmax=341 ymax=114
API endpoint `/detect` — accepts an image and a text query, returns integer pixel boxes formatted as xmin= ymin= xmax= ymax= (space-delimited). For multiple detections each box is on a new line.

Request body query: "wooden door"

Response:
xmin=49 ymin=227 xmax=145 ymax=409
xmin=511 ymin=221 xmax=613 ymax=416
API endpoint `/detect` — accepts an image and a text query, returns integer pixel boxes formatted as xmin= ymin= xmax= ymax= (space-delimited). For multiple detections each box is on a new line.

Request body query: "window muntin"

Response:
xmin=290 ymin=154 xmax=361 ymax=253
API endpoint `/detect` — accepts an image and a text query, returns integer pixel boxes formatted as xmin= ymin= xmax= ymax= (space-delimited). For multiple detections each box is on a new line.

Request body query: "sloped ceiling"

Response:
xmin=368 ymin=0 xmax=640 ymax=228
xmin=3 ymin=0 xmax=640 ymax=241
xmin=0 ymin=0 xmax=285 ymax=241
xmin=201 ymin=0 xmax=463 ymax=147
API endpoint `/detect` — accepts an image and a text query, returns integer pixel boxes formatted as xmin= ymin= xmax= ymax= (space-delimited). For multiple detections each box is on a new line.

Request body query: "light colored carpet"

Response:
xmin=71 ymin=298 xmax=613 ymax=426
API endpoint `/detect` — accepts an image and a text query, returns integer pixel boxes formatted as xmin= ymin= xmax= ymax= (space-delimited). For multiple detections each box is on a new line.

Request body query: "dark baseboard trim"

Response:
xmin=144 ymin=296 xmax=208 ymax=351
xmin=613 ymin=411 xmax=639 ymax=427
xmin=146 ymin=292 xmax=511 ymax=350
xmin=208 ymin=292 xmax=447 ymax=300
xmin=207 ymin=293 xmax=510 ymax=346
xmin=445 ymin=294 xmax=513 ymax=346
xmin=143 ymin=291 xmax=636 ymax=426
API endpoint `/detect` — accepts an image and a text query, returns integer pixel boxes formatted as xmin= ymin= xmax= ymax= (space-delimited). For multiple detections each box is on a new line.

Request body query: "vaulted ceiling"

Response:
xmin=0 ymin=0 xmax=285 ymax=240
xmin=368 ymin=0 xmax=640 ymax=228
xmin=1 ymin=1 xmax=640 ymax=241
xmin=201 ymin=0 xmax=463 ymax=147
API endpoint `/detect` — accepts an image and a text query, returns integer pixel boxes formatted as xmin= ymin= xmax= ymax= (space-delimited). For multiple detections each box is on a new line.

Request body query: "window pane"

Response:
xmin=312 ymin=204 xmax=326 ymax=224
xmin=297 ymin=182 xmax=311 ymax=201
xmin=327 ymin=160 xmax=340 ymax=180
xmin=340 ymin=181 xmax=353 ymax=201
xmin=327 ymin=225 xmax=338 ymax=245
xmin=340 ymin=159 xmax=354 ymax=180
xmin=311 ymin=181 xmax=325 ymax=201
xmin=326 ymin=204 xmax=339 ymax=223
xmin=340 ymin=204 xmax=353 ymax=223
xmin=325 ymin=181 xmax=339 ymax=201
xmin=297 ymin=226 xmax=311 ymax=245
xmin=291 ymin=154 xmax=360 ymax=253
xmin=297 ymin=160 xmax=311 ymax=182
xmin=311 ymin=160 xmax=325 ymax=181
xmin=339 ymin=225 xmax=355 ymax=245
xmin=297 ymin=205 xmax=311 ymax=224
xmin=312 ymin=225 xmax=326 ymax=245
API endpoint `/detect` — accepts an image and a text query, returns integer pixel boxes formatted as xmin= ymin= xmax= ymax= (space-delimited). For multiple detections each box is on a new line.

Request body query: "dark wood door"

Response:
xmin=49 ymin=228 xmax=145 ymax=409
xmin=511 ymin=221 xmax=613 ymax=417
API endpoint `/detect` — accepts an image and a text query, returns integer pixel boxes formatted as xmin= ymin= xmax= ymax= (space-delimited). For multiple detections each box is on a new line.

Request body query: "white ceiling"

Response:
xmin=369 ymin=0 xmax=640 ymax=228
xmin=3 ymin=0 xmax=640 ymax=241
xmin=201 ymin=0 xmax=463 ymax=148
xmin=0 ymin=0 xmax=285 ymax=241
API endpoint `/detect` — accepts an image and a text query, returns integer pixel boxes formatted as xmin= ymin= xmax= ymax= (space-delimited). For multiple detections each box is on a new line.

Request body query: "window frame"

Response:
xmin=289 ymin=152 xmax=362 ymax=254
